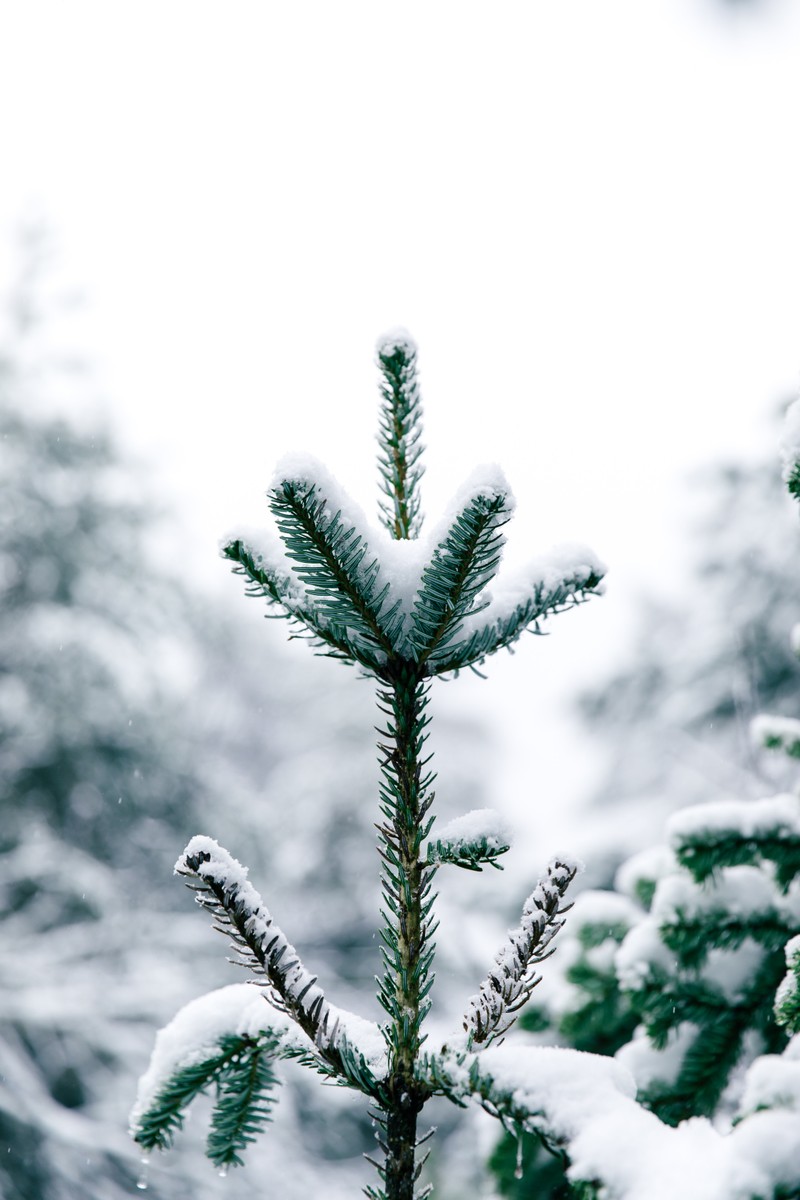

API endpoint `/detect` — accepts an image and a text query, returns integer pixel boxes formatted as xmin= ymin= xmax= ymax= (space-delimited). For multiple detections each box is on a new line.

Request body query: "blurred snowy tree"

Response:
xmin=578 ymin=444 xmax=800 ymax=868
xmin=491 ymin=416 xmax=800 ymax=1197
xmin=0 ymin=231 xmax=254 ymax=1199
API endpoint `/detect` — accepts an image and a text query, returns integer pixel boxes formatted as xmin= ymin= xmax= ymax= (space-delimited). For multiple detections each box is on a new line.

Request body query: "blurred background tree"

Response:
xmin=490 ymin=418 xmax=800 ymax=1197
xmin=579 ymin=438 xmax=800 ymax=874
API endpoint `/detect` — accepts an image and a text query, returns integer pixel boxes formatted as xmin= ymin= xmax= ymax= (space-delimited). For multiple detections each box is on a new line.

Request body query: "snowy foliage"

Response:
xmin=491 ymin=414 xmax=800 ymax=1199
xmin=136 ymin=334 xmax=605 ymax=1199
xmin=496 ymin=773 xmax=800 ymax=1197
xmin=780 ymin=396 xmax=800 ymax=500
xmin=460 ymin=859 xmax=579 ymax=1049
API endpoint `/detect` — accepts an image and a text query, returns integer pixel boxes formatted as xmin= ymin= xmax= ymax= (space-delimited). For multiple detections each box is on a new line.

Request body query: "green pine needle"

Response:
xmin=787 ymin=462 xmax=800 ymax=502
xmin=426 ymin=833 xmax=510 ymax=872
xmin=376 ymin=331 xmax=425 ymax=541
xmin=409 ymin=491 xmax=511 ymax=669
xmin=436 ymin=564 xmax=605 ymax=676
xmin=133 ymin=1034 xmax=275 ymax=1158
xmin=675 ymin=831 xmax=800 ymax=892
xmin=660 ymin=910 xmax=794 ymax=969
xmin=207 ymin=1040 xmax=280 ymax=1169
xmin=222 ymin=537 xmax=375 ymax=668
xmin=270 ymin=477 xmax=404 ymax=663
xmin=775 ymin=939 xmax=800 ymax=1033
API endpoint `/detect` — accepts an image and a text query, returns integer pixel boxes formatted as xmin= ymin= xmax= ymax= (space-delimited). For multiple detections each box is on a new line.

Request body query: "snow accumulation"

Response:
xmin=376 ymin=327 xmax=417 ymax=358
xmin=780 ymin=396 xmax=800 ymax=482
xmin=223 ymin=449 xmax=604 ymax=651
xmin=130 ymin=984 xmax=307 ymax=1136
xmin=430 ymin=808 xmax=512 ymax=852
xmin=229 ymin=455 xmax=511 ymax=622
xmin=751 ymin=713 xmax=800 ymax=753
xmin=701 ymin=941 xmax=767 ymax=1004
xmin=651 ymin=866 xmax=783 ymax=923
xmin=569 ymin=888 xmax=641 ymax=930
xmin=220 ymin=524 xmax=310 ymax=610
xmin=775 ymin=935 xmax=800 ymax=1021
xmin=739 ymin=1034 xmax=800 ymax=1117
xmin=615 ymin=844 xmax=677 ymax=901
xmin=457 ymin=1044 xmax=800 ymax=1200
xmin=322 ymin=1006 xmax=387 ymax=1075
xmin=615 ymin=919 xmax=677 ymax=991
xmin=459 ymin=859 xmax=580 ymax=1047
xmin=616 ymin=1022 xmax=699 ymax=1092
xmin=668 ymin=794 xmax=800 ymax=843
xmin=616 ymin=866 xmax=791 ymax=1001
xmin=175 ymin=837 xmax=387 ymax=1075
xmin=177 ymin=833 xmax=328 ymax=1020
xmin=457 ymin=543 xmax=607 ymax=643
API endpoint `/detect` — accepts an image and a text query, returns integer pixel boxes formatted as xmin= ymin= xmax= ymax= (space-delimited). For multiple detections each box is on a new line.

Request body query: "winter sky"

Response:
xmin=2 ymin=0 xmax=800 ymax=859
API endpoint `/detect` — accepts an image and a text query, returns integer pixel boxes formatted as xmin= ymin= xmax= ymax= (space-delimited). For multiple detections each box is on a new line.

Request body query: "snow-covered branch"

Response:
xmin=420 ymin=1042 xmax=800 ymax=1200
xmin=176 ymin=836 xmax=386 ymax=1093
xmin=460 ymin=858 xmax=580 ymax=1048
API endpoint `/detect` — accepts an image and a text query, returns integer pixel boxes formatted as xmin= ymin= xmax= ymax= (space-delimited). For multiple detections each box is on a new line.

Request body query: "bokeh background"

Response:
xmin=2 ymin=1 xmax=800 ymax=1196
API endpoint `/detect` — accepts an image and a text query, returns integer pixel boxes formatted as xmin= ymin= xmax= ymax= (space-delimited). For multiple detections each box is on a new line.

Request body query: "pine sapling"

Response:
xmin=131 ymin=331 xmax=606 ymax=1198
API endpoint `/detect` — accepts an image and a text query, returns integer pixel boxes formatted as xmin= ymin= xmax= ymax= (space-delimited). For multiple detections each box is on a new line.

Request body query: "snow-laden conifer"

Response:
xmin=487 ymin=404 xmax=800 ymax=1199
xmin=134 ymin=333 xmax=606 ymax=1198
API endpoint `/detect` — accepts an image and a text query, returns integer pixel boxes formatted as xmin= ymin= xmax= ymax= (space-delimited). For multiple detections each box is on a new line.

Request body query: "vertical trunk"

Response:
xmin=385 ymin=1101 xmax=420 ymax=1200
xmin=377 ymin=664 xmax=434 ymax=1200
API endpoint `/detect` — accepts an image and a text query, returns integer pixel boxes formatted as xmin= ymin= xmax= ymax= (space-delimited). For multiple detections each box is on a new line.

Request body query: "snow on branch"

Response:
xmin=668 ymin=794 xmax=800 ymax=890
xmin=641 ymin=864 xmax=799 ymax=971
xmin=780 ymin=396 xmax=800 ymax=501
xmin=268 ymin=458 xmax=405 ymax=663
xmin=130 ymin=984 xmax=301 ymax=1164
xmin=775 ymin=936 xmax=800 ymax=1033
xmin=221 ymin=531 xmax=379 ymax=668
xmin=408 ymin=470 xmax=513 ymax=670
xmin=376 ymin=327 xmax=425 ymax=541
xmin=426 ymin=808 xmax=511 ymax=871
xmin=459 ymin=858 xmax=580 ymax=1048
xmin=176 ymin=836 xmax=386 ymax=1093
xmin=438 ymin=544 xmax=606 ymax=674
xmin=751 ymin=713 xmax=800 ymax=760
xmin=420 ymin=1042 xmax=800 ymax=1200
xmin=222 ymin=452 xmax=605 ymax=685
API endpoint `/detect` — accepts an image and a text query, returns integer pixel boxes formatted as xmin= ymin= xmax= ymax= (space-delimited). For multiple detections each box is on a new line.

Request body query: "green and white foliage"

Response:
xmin=488 ymin=415 xmax=800 ymax=1200
xmin=425 ymin=808 xmax=511 ymax=873
xmin=135 ymin=331 xmax=605 ymax=1198
xmin=487 ymin=782 xmax=800 ymax=1197
xmin=781 ymin=396 xmax=800 ymax=503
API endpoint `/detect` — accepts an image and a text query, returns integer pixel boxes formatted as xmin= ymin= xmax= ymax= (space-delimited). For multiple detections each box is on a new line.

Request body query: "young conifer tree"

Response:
xmin=131 ymin=332 xmax=606 ymax=1198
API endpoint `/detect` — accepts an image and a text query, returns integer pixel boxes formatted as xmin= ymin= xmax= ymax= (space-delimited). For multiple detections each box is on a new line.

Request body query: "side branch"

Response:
xmin=410 ymin=488 xmax=512 ymax=668
xmin=177 ymin=836 xmax=382 ymax=1094
xmin=270 ymin=478 xmax=404 ymax=659
xmin=438 ymin=556 xmax=606 ymax=675
xmin=222 ymin=537 xmax=387 ymax=672
xmin=461 ymin=858 xmax=579 ymax=1048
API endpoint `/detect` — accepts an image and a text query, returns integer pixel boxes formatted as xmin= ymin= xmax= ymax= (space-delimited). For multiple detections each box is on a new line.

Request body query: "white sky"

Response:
xmin=2 ymin=0 xmax=800 ymax=860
